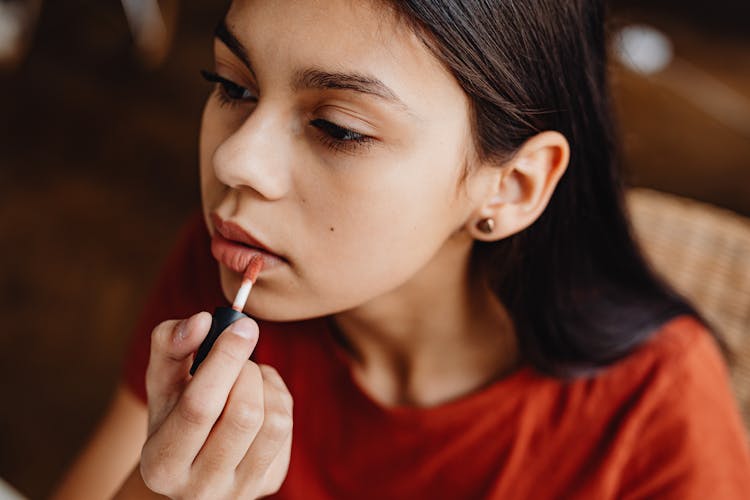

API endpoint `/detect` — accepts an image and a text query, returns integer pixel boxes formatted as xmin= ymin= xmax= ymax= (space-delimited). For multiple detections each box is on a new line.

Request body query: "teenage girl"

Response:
xmin=52 ymin=1 xmax=750 ymax=498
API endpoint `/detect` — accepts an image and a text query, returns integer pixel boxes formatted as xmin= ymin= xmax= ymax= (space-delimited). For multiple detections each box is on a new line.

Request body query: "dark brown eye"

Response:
xmin=200 ymin=69 xmax=257 ymax=107
xmin=310 ymin=119 xmax=366 ymax=141
xmin=310 ymin=118 xmax=374 ymax=154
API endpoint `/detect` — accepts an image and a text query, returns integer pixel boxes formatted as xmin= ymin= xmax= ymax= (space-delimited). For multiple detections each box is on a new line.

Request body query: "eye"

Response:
xmin=310 ymin=118 xmax=374 ymax=154
xmin=201 ymin=69 xmax=375 ymax=154
xmin=200 ymin=69 xmax=257 ymax=108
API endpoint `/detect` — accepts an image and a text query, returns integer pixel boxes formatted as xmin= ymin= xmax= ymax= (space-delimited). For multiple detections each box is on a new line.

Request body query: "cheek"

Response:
xmin=295 ymin=153 xmax=467 ymax=306
xmin=246 ymin=192 xmax=459 ymax=321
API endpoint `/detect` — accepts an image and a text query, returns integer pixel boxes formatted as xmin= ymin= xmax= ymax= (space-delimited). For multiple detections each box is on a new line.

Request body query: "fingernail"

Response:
xmin=174 ymin=319 xmax=188 ymax=342
xmin=230 ymin=319 xmax=257 ymax=340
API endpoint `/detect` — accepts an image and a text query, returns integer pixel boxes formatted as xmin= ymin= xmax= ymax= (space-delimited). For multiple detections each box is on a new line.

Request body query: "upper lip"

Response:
xmin=210 ymin=212 xmax=280 ymax=257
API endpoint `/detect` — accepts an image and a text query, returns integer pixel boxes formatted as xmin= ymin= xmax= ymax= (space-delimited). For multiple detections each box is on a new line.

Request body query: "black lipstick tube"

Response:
xmin=189 ymin=306 xmax=248 ymax=375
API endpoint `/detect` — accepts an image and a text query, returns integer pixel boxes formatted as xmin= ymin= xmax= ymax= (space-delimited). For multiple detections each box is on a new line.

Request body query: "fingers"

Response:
xmin=146 ymin=311 xmax=212 ymax=405
xmin=191 ymin=361 xmax=265 ymax=477
xmin=141 ymin=318 xmax=260 ymax=491
xmin=170 ymin=363 xmax=294 ymax=497
xmin=235 ymin=364 xmax=294 ymax=496
xmin=256 ymin=431 xmax=293 ymax=498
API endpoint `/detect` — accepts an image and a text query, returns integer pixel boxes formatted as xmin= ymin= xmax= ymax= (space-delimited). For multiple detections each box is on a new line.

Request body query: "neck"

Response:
xmin=331 ymin=232 xmax=519 ymax=408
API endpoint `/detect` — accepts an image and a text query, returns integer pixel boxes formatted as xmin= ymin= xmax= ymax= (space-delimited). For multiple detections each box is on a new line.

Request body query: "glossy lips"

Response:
xmin=210 ymin=213 xmax=285 ymax=274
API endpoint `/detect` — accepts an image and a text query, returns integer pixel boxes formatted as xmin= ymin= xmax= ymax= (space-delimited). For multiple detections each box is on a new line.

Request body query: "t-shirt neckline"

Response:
xmin=316 ymin=316 xmax=539 ymax=423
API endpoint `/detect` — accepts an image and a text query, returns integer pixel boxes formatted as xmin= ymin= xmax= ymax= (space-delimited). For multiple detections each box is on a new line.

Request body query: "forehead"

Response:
xmin=223 ymin=0 xmax=468 ymax=119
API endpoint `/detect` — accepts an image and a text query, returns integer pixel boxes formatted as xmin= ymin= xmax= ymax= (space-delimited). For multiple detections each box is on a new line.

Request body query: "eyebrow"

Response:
xmin=213 ymin=19 xmax=411 ymax=112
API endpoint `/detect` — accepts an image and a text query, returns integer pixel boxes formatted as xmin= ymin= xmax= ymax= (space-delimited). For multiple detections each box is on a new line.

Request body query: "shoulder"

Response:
xmin=561 ymin=315 xmax=732 ymax=419
xmin=538 ymin=315 xmax=750 ymax=498
xmin=594 ymin=314 xmax=743 ymax=441
xmin=634 ymin=314 xmax=724 ymax=371
xmin=608 ymin=314 xmax=726 ymax=390
xmin=597 ymin=314 xmax=741 ymax=425
xmin=602 ymin=315 xmax=750 ymax=498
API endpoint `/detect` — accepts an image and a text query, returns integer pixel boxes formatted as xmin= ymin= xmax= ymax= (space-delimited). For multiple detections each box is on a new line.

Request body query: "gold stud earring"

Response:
xmin=476 ymin=218 xmax=495 ymax=234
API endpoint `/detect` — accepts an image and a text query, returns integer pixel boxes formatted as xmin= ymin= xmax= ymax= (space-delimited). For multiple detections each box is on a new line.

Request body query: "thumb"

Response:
xmin=146 ymin=311 xmax=213 ymax=403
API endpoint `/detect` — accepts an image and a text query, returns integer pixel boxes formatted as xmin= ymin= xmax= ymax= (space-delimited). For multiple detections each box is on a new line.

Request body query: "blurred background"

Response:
xmin=0 ymin=0 xmax=748 ymax=498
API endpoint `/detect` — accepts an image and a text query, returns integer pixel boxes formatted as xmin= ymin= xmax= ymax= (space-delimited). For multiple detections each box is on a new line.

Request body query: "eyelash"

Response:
xmin=200 ymin=69 xmax=375 ymax=154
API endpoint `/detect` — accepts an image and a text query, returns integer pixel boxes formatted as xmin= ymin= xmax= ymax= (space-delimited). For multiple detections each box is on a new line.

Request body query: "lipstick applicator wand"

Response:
xmin=190 ymin=254 xmax=264 ymax=375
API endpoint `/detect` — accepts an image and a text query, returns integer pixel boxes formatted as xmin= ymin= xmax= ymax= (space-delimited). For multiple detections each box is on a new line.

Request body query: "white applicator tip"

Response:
xmin=231 ymin=254 xmax=264 ymax=312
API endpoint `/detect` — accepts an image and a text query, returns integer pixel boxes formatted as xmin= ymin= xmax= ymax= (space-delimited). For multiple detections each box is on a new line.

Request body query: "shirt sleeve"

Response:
xmin=619 ymin=322 xmax=750 ymax=499
xmin=120 ymin=211 xmax=226 ymax=404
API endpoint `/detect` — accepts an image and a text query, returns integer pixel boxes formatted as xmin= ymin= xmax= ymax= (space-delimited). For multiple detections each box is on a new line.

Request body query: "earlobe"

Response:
xmin=476 ymin=217 xmax=495 ymax=234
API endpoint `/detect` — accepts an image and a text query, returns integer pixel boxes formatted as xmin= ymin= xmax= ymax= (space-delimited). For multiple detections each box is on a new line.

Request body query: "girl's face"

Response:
xmin=200 ymin=0 xmax=494 ymax=320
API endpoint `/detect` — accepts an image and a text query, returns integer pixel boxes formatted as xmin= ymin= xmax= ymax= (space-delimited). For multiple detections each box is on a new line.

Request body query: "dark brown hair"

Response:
xmin=384 ymin=0 xmax=706 ymax=376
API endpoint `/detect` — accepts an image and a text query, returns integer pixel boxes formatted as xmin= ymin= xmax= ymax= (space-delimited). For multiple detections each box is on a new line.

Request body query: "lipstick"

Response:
xmin=190 ymin=254 xmax=264 ymax=375
xmin=232 ymin=254 xmax=264 ymax=312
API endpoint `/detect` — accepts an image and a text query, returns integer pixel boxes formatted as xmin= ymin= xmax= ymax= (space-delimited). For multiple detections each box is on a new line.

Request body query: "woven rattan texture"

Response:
xmin=628 ymin=188 xmax=750 ymax=429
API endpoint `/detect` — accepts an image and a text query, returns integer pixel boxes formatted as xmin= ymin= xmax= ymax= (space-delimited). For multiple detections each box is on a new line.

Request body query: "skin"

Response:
xmin=54 ymin=1 xmax=570 ymax=498
xmin=200 ymin=0 xmax=568 ymax=407
xmin=202 ymin=1 xmax=483 ymax=320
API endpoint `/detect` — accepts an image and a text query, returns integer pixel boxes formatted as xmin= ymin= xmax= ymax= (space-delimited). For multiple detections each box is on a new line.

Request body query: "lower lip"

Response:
xmin=210 ymin=232 xmax=285 ymax=274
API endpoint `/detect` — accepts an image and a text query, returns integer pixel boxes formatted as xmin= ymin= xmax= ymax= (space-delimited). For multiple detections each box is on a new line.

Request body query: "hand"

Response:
xmin=139 ymin=312 xmax=293 ymax=499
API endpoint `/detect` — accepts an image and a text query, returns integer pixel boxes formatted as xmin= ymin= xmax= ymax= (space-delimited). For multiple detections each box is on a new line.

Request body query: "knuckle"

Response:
xmin=188 ymin=478 xmax=228 ymax=500
xmin=140 ymin=454 xmax=177 ymax=494
xmin=227 ymin=401 xmax=264 ymax=434
xmin=259 ymin=364 xmax=286 ymax=387
xmin=178 ymin=393 xmax=216 ymax=427
xmin=237 ymin=482 xmax=265 ymax=500
xmin=279 ymin=391 xmax=294 ymax=413
xmin=278 ymin=391 xmax=294 ymax=413
xmin=213 ymin=337 xmax=250 ymax=364
xmin=258 ymin=479 xmax=284 ymax=498
xmin=260 ymin=366 xmax=293 ymax=413
xmin=199 ymin=453 xmax=223 ymax=474
xmin=197 ymin=451 xmax=227 ymax=475
xmin=264 ymin=407 xmax=293 ymax=437
xmin=259 ymin=363 xmax=279 ymax=377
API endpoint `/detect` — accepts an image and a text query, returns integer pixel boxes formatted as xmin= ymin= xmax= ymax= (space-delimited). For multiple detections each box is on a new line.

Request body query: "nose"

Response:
xmin=211 ymin=106 xmax=293 ymax=200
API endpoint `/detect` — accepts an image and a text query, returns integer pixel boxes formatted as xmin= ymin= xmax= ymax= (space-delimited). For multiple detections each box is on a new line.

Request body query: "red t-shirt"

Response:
xmin=123 ymin=212 xmax=750 ymax=499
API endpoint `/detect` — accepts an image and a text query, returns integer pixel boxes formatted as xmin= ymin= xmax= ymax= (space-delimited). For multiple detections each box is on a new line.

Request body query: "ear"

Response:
xmin=467 ymin=130 xmax=570 ymax=241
